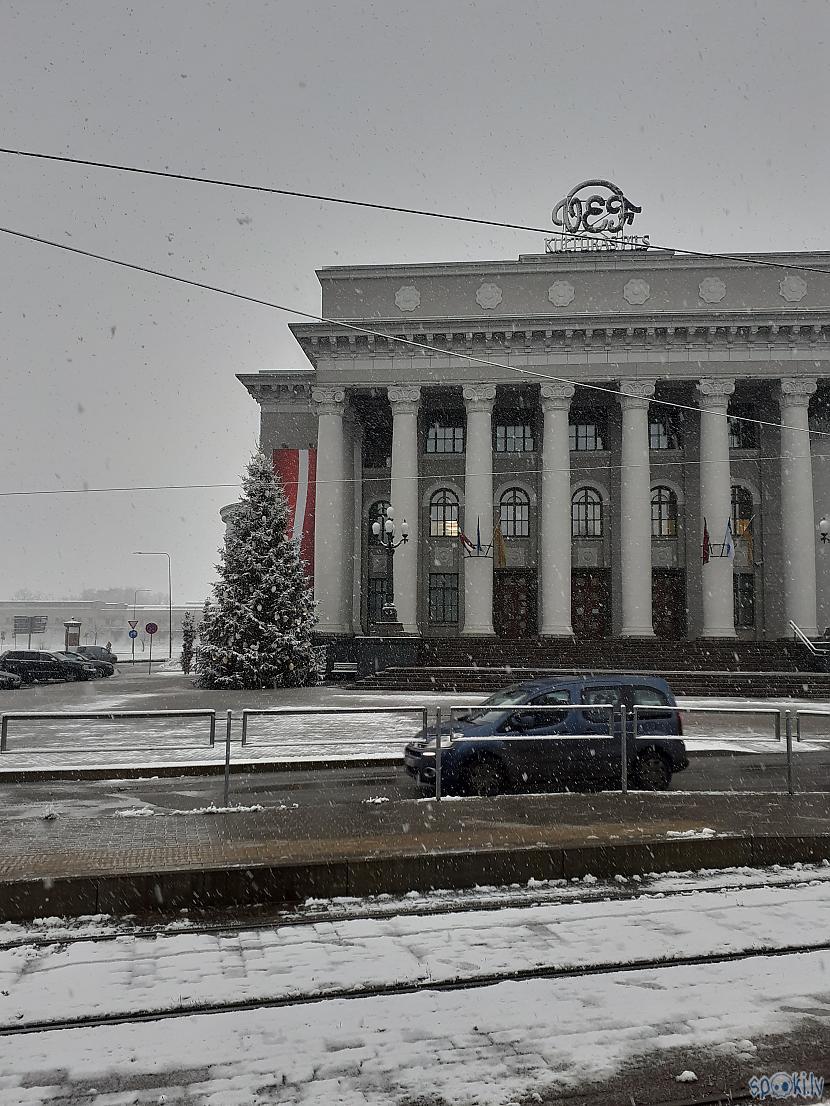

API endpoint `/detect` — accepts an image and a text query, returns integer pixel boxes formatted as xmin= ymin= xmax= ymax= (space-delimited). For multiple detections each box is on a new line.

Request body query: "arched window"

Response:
xmin=571 ymin=488 xmax=603 ymax=538
xmin=499 ymin=488 xmax=530 ymax=538
xmin=430 ymin=489 xmax=459 ymax=537
xmin=651 ymin=486 xmax=678 ymax=538
xmin=368 ymin=501 xmax=390 ymax=544
xmin=731 ymin=485 xmax=754 ymax=540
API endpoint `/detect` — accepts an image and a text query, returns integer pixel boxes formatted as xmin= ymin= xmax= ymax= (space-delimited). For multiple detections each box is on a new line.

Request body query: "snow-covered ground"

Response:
xmin=0 ymin=687 xmax=828 ymax=773
xmin=2 ymin=867 xmax=829 ymax=1104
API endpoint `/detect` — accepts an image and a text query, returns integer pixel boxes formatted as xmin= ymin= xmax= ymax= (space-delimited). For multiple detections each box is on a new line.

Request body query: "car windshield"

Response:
xmin=456 ymin=686 xmax=531 ymax=725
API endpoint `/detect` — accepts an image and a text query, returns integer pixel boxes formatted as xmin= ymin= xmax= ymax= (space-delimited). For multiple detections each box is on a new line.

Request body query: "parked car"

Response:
xmin=404 ymin=675 xmax=688 ymax=796
xmin=0 ymin=650 xmax=97 ymax=684
xmin=77 ymin=645 xmax=118 ymax=665
xmin=56 ymin=651 xmax=115 ymax=678
xmin=0 ymin=669 xmax=22 ymax=690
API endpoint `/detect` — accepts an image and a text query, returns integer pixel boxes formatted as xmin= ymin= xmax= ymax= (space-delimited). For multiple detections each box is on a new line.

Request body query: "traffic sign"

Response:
xmin=145 ymin=622 xmax=158 ymax=635
xmin=128 ymin=629 xmax=138 ymax=639
xmin=128 ymin=620 xmax=138 ymax=629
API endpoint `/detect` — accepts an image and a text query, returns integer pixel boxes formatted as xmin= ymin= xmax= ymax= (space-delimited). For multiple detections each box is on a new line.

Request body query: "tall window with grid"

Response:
xmin=728 ymin=406 xmax=758 ymax=450
xmin=428 ymin=573 xmax=459 ymax=624
xmin=569 ymin=413 xmax=606 ymax=452
xmin=571 ymin=488 xmax=604 ymax=538
xmin=651 ymin=486 xmax=678 ymax=538
xmin=499 ymin=488 xmax=530 ymax=538
xmin=429 ymin=489 xmax=460 ymax=537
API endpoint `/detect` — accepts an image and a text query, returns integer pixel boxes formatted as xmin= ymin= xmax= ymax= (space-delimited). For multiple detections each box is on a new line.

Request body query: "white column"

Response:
xmin=351 ymin=425 xmax=364 ymax=634
xmin=311 ymin=386 xmax=350 ymax=634
xmin=462 ymin=384 xmax=496 ymax=635
xmin=618 ymin=379 xmax=655 ymax=636
xmin=780 ymin=378 xmax=819 ymax=636
xmin=697 ymin=378 xmax=736 ymax=638
xmin=540 ymin=382 xmax=575 ymax=635
xmin=388 ymin=386 xmax=421 ymax=634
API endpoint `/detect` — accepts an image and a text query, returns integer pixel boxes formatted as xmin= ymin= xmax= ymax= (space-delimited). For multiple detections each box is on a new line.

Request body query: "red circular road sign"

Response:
xmin=145 ymin=622 xmax=159 ymax=635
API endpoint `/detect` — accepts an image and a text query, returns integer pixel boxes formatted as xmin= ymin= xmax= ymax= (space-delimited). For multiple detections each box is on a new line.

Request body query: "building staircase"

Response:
xmin=352 ymin=637 xmax=830 ymax=698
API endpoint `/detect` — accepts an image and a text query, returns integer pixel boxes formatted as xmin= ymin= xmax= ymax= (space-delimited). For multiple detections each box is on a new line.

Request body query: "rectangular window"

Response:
xmin=649 ymin=417 xmax=681 ymax=451
xmin=569 ymin=413 xmax=606 ymax=452
xmin=429 ymin=573 xmax=459 ymax=624
xmin=367 ymin=578 xmax=387 ymax=623
xmin=426 ymin=422 xmax=464 ymax=454
xmin=734 ymin=573 xmax=756 ymax=628
xmin=495 ymin=423 xmax=535 ymax=453
xmin=728 ymin=406 xmax=758 ymax=450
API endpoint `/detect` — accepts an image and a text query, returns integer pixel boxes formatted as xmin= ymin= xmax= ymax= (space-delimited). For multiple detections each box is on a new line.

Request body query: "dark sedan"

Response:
xmin=57 ymin=651 xmax=115 ymax=678
xmin=0 ymin=650 xmax=97 ymax=684
xmin=404 ymin=675 xmax=688 ymax=796
xmin=0 ymin=670 xmax=22 ymax=690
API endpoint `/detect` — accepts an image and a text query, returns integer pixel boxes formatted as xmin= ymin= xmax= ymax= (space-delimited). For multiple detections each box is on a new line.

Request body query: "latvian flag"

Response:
xmin=273 ymin=449 xmax=317 ymax=580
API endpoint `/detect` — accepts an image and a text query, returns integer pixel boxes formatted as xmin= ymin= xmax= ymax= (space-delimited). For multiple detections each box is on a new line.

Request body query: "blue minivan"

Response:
xmin=404 ymin=675 xmax=688 ymax=796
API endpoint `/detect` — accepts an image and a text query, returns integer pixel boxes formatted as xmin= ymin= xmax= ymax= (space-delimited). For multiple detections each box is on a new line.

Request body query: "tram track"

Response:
xmin=3 ymin=870 xmax=829 ymax=952
xmin=3 ymin=938 xmax=829 ymax=1038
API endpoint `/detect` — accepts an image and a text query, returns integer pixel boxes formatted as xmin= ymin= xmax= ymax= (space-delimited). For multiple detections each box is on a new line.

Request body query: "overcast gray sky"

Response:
xmin=2 ymin=0 xmax=829 ymax=603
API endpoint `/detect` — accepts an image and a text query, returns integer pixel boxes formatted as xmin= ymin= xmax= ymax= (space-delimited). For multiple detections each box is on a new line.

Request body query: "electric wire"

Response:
xmin=0 ymin=451 xmax=822 ymax=498
xmin=3 ymin=145 xmax=830 ymax=277
xmin=2 ymin=223 xmax=828 ymax=443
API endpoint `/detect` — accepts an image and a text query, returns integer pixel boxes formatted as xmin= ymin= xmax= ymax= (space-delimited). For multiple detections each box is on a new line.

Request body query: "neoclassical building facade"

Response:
xmin=239 ymin=248 xmax=830 ymax=641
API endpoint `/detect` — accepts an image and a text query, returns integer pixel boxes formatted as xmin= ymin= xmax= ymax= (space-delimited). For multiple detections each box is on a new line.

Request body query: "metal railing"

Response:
xmin=633 ymin=703 xmax=789 ymax=793
xmin=794 ymin=708 xmax=830 ymax=744
xmin=0 ymin=708 xmax=217 ymax=754
xmin=790 ymin=620 xmax=830 ymax=657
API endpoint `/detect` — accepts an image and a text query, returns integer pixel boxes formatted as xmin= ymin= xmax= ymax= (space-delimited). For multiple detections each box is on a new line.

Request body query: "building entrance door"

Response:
xmin=493 ymin=569 xmax=538 ymax=638
xmin=652 ymin=569 xmax=687 ymax=639
xmin=571 ymin=570 xmax=611 ymax=639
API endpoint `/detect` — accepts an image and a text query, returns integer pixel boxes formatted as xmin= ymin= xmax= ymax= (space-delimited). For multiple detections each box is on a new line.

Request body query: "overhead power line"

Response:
xmin=3 ymin=145 xmax=830 ymax=278
xmin=1 ymin=222 xmax=826 ymax=441
xmin=0 ymin=452 xmax=815 ymax=500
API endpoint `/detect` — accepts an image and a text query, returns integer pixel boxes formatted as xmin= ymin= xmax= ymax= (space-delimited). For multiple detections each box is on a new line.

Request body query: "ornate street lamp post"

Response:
xmin=371 ymin=505 xmax=409 ymax=632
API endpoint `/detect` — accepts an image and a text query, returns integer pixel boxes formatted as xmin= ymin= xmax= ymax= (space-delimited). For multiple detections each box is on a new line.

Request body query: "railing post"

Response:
xmin=434 ymin=706 xmax=442 ymax=802
xmin=209 ymin=711 xmax=216 ymax=747
xmin=785 ymin=709 xmax=795 ymax=797
xmin=795 ymin=711 xmax=802 ymax=744
xmin=774 ymin=709 xmax=782 ymax=744
xmin=241 ymin=711 xmax=249 ymax=747
xmin=620 ymin=704 xmax=628 ymax=795
xmin=223 ymin=709 xmax=233 ymax=807
xmin=0 ymin=715 xmax=6 ymax=753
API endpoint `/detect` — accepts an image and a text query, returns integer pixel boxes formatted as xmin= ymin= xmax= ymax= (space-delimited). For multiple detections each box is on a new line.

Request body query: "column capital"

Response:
xmin=462 ymin=383 xmax=497 ymax=412
xmin=540 ymin=382 xmax=575 ymax=409
xmin=387 ymin=385 xmax=421 ymax=413
xmin=311 ymin=385 xmax=346 ymax=412
xmin=696 ymin=378 xmax=735 ymax=410
xmin=617 ymin=378 xmax=656 ymax=411
xmin=779 ymin=377 xmax=818 ymax=410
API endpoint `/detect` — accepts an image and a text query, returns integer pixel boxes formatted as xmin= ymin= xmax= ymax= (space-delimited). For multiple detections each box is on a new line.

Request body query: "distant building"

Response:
xmin=0 ymin=601 xmax=204 ymax=655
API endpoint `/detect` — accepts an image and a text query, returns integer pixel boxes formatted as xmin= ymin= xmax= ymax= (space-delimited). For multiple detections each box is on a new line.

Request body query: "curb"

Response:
xmin=2 ymin=832 xmax=829 ymax=922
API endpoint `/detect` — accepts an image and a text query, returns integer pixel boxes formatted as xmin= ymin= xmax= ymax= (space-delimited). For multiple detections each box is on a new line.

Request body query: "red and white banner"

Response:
xmin=273 ymin=448 xmax=317 ymax=580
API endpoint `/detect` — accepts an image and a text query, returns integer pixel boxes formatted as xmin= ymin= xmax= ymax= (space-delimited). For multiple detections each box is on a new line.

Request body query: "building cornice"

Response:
xmin=289 ymin=313 xmax=830 ymax=368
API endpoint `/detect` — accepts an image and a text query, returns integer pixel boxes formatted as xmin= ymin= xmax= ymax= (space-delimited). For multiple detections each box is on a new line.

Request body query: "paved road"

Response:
xmin=2 ymin=745 xmax=828 ymax=821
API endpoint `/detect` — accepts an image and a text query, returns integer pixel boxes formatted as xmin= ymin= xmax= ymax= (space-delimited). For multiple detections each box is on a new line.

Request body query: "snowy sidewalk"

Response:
xmin=2 ymin=879 xmax=829 ymax=1028
xmin=2 ymin=874 xmax=829 ymax=1105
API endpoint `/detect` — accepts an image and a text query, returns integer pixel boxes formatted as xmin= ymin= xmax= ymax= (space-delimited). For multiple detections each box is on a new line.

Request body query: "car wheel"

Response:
xmin=462 ymin=757 xmax=506 ymax=797
xmin=634 ymin=749 xmax=673 ymax=791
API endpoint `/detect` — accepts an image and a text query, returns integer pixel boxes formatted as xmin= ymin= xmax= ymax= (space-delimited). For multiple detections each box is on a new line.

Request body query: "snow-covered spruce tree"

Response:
xmin=196 ymin=449 xmax=319 ymax=689
xmin=180 ymin=610 xmax=196 ymax=675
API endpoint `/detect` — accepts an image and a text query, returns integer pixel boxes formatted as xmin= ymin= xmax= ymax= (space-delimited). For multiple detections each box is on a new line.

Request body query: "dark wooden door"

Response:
xmin=571 ymin=570 xmax=611 ymax=639
xmin=494 ymin=569 xmax=538 ymax=638
xmin=652 ymin=569 xmax=687 ymax=639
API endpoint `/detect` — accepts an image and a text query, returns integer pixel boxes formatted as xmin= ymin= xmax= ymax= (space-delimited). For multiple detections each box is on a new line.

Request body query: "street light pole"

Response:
xmin=133 ymin=551 xmax=173 ymax=659
xmin=371 ymin=505 xmax=409 ymax=633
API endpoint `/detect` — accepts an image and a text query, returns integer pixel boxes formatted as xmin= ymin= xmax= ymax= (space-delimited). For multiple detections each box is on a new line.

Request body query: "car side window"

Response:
xmin=581 ymin=686 xmax=622 ymax=725
xmin=527 ymin=689 xmax=571 ymax=728
xmin=631 ymin=685 xmax=673 ymax=719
